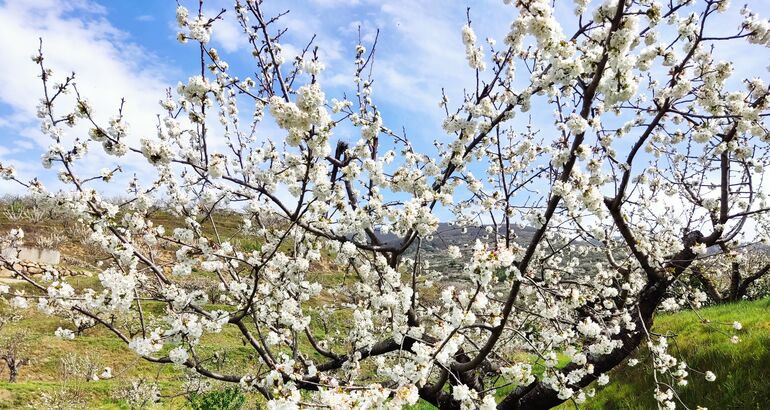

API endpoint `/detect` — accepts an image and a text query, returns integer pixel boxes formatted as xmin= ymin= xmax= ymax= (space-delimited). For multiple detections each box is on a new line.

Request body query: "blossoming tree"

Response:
xmin=689 ymin=247 xmax=770 ymax=303
xmin=1 ymin=0 xmax=769 ymax=408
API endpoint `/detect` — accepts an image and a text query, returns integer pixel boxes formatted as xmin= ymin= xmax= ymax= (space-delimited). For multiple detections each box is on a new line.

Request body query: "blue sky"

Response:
xmin=0 ymin=0 xmax=768 ymax=199
xmin=0 ymin=0 xmax=498 ymax=195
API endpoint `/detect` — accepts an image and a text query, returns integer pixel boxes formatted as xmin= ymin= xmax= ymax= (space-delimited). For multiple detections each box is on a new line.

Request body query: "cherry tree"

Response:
xmin=1 ymin=0 xmax=769 ymax=408
xmin=0 ymin=330 xmax=31 ymax=383
xmin=690 ymin=247 xmax=770 ymax=303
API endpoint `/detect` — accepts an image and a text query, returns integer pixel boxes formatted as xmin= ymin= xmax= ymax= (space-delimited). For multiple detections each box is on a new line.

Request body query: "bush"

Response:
xmin=187 ymin=387 xmax=245 ymax=410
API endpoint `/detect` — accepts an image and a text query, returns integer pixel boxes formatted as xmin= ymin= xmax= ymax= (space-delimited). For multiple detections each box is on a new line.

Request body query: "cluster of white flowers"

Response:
xmin=451 ymin=384 xmax=497 ymax=410
xmin=188 ymin=18 xmax=212 ymax=44
xmin=176 ymin=6 xmax=212 ymax=44
xmin=140 ymin=138 xmax=173 ymax=166
xmin=169 ymin=346 xmax=189 ymax=365
xmin=129 ymin=329 xmax=164 ymax=356
xmin=178 ymin=76 xmax=221 ymax=106
xmin=500 ymin=363 xmax=536 ymax=387
xmin=741 ymin=7 xmax=770 ymax=47
xmin=302 ymin=59 xmax=326 ymax=76
xmin=0 ymin=162 xmax=15 ymax=180
xmin=54 ymin=327 xmax=75 ymax=340
xmin=208 ymin=153 xmax=227 ymax=178
xmin=269 ymin=83 xmax=331 ymax=148
xmin=461 ymin=24 xmax=485 ymax=71
xmin=565 ymin=113 xmax=589 ymax=135
xmin=447 ymin=245 xmax=462 ymax=259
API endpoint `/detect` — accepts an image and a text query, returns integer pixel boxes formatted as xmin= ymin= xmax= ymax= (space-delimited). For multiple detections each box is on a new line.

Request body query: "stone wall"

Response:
xmin=1 ymin=260 xmax=82 ymax=277
xmin=1 ymin=246 xmax=61 ymax=265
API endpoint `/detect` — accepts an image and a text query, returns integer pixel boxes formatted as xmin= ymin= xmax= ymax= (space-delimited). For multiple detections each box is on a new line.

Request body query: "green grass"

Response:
xmin=407 ymin=299 xmax=770 ymax=410
xmin=0 ymin=380 xmax=193 ymax=409
xmin=5 ymin=297 xmax=766 ymax=409
xmin=577 ymin=298 xmax=770 ymax=410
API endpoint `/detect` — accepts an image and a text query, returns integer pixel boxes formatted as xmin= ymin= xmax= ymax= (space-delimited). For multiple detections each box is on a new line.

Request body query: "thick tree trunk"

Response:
xmin=495 ymin=230 xmax=703 ymax=409
xmin=496 ymin=279 xmax=668 ymax=410
xmin=692 ymin=267 xmax=724 ymax=303
xmin=693 ymin=262 xmax=770 ymax=304
xmin=735 ymin=263 xmax=770 ymax=301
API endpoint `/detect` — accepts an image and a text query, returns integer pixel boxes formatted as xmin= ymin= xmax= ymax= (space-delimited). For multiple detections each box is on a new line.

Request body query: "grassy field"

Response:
xmin=0 ymin=298 xmax=260 ymax=409
xmin=1 ymin=199 xmax=768 ymax=409
xmin=576 ymin=298 xmax=770 ymax=410
xmin=1 ymin=298 xmax=765 ymax=408
xmin=406 ymin=299 xmax=770 ymax=410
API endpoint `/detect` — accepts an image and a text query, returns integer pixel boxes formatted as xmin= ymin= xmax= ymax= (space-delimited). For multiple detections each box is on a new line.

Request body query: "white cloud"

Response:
xmin=340 ymin=20 xmax=378 ymax=43
xmin=310 ymin=0 xmax=361 ymax=7
xmin=207 ymin=7 xmax=247 ymax=54
xmin=0 ymin=0 xmax=175 ymax=194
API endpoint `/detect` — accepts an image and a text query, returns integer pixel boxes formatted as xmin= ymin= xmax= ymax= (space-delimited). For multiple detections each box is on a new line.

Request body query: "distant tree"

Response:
xmin=1 ymin=0 xmax=769 ymax=409
xmin=691 ymin=248 xmax=770 ymax=303
xmin=0 ymin=330 xmax=31 ymax=383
